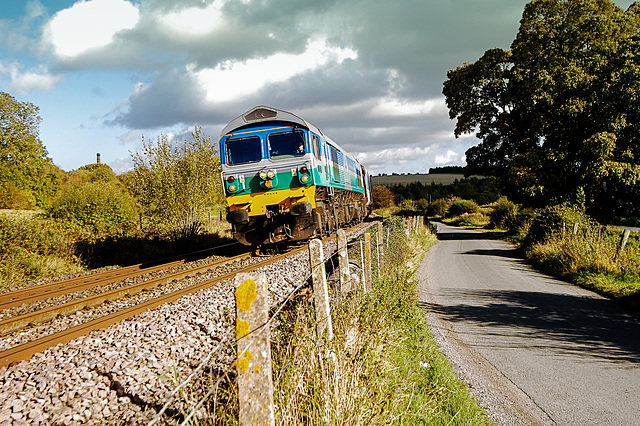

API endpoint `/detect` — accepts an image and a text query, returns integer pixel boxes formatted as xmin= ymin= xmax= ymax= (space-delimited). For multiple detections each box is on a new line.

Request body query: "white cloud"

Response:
xmin=435 ymin=149 xmax=461 ymax=165
xmin=355 ymin=146 xmax=435 ymax=164
xmin=190 ymin=38 xmax=357 ymax=103
xmin=44 ymin=0 xmax=139 ymax=58
xmin=0 ymin=61 xmax=62 ymax=93
xmin=160 ymin=0 xmax=226 ymax=36
xmin=370 ymin=96 xmax=446 ymax=118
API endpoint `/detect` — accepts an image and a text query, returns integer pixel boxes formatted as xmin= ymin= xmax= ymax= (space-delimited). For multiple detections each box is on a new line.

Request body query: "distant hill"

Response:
xmin=372 ymin=174 xmax=477 ymax=186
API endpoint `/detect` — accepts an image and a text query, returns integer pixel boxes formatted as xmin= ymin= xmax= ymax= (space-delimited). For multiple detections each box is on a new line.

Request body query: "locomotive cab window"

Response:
xmin=268 ymin=130 xmax=305 ymax=159
xmin=227 ymin=136 xmax=262 ymax=165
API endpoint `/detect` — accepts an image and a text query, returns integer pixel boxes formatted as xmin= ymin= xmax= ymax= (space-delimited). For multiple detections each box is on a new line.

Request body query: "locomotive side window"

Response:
xmin=268 ymin=130 xmax=305 ymax=158
xmin=227 ymin=136 xmax=262 ymax=165
xmin=312 ymin=135 xmax=321 ymax=160
xmin=329 ymin=145 xmax=340 ymax=181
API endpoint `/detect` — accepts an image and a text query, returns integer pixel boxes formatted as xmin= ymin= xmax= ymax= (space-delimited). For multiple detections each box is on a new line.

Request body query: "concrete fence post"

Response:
xmin=573 ymin=222 xmax=580 ymax=236
xmin=364 ymin=233 xmax=372 ymax=292
xmin=308 ymin=239 xmax=333 ymax=341
xmin=377 ymin=221 xmax=384 ymax=257
xmin=619 ymin=229 xmax=631 ymax=254
xmin=376 ymin=231 xmax=381 ymax=278
xmin=360 ymin=240 xmax=366 ymax=293
xmin=386 ymin=228 xmax=390 ymax=249
xmin=336 ymin=230 xmax=352 ymax=293
xmin=234 ymin=272 xmax=275 ymax=426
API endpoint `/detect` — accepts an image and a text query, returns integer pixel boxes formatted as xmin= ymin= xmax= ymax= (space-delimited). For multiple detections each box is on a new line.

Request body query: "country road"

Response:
xmin=418 ymin=222 xmax=640 ymax=425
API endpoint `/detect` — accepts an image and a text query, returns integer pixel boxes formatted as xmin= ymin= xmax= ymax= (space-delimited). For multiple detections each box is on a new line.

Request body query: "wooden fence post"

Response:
xmin=336 ymin=230 xmax=352 ymax=293
xmin=234 ymin=272 xmax=274 ymax=426
xmin=573 ymin=222 xmax=579 ymax=236
xmin=309 ymin=239 xmax=333 ymax=340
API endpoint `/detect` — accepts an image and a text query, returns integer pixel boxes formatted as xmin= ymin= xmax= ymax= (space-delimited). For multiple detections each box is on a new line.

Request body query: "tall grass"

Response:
xmin=268 ymin=220 xmax=487 ymax=425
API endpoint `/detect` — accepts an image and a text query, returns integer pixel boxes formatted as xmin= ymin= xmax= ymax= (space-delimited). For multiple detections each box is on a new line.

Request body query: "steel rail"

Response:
xmin=0 ymin=245 xmax=307 ymax=368
xmin=0 ymin=243 xmax=244 ymax=310
xmin=0 ymin=252 xmax=252 ymax=336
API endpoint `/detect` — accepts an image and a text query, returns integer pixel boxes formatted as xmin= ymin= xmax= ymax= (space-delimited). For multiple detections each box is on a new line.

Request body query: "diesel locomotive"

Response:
xmin=219 ymin=106 xmax=372 ymax=246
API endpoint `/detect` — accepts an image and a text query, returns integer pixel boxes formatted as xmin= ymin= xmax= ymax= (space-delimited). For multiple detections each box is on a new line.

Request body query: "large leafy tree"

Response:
xmin=443 ymin=0 xmax=640 ymax=220
xmin=0 ymin=92 xmax=60 ymax=209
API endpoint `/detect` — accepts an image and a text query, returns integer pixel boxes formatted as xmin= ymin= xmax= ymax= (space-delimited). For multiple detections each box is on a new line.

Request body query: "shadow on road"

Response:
xmin=420 ymin=289 xmax=640 ymax=364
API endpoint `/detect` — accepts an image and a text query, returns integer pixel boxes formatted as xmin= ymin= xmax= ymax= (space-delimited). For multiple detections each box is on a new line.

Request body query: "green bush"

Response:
xmin=0 ymin=215 xmax=81 ymax=286
xmin=525 ymin=204 xmax=596 ymax=245
xmin=47 ymin=181 xmax=138 ymax=236
xmin=426 ymin=199 xmax=448 ymax=217
xmin=490 ymin=196 xmax=519 ymax=230
xmin=447 ymin=199 xmax=479 ymax=217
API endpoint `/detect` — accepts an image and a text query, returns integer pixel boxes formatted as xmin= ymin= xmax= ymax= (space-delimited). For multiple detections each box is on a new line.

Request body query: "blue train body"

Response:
xmin=219 ymin=106 xmax=372 ymax=246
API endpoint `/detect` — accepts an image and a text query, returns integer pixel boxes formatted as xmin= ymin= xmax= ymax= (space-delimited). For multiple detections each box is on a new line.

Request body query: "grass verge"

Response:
xmin=269 ymin=220 xmax=488 ymax=424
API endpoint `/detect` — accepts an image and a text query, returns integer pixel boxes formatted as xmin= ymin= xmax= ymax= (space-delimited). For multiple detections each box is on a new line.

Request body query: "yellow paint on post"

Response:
xmin=236 ymin=278 xmax=257 ymax=311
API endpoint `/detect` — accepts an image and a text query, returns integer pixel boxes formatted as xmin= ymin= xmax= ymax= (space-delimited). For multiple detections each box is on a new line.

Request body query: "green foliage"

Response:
xmin=0 ymin=92 xmax=61 ymax=209
xmin=128 ymin=127 xmax=224 ymax=239
xmin=443 ymin=0 xmax=640 ymax=221
xmin=428 ymin=198 xmax=448 ymax=216
xmin=490 ymin=196 xmax=519 ymax=230
xmin=47 ymin=164 xmax=138 ymax=236
xmin=447 ymin=199 xmax=480 ymax=217
xmin=48 ymin=182 xmax=138 ymax=236
xmin=0 ymin=215 xmax=81 ymax=286
xmin=526 ymin=204 xmax=596 ymax=245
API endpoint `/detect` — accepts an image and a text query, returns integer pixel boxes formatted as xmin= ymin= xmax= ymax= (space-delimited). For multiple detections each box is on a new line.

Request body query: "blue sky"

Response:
xmin=1 ymin=0 xmax=635 ymax=175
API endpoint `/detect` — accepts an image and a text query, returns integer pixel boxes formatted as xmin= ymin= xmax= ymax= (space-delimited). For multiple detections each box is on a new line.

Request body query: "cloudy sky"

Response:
xmin=1 ymin=0 xmax=633 ymax=175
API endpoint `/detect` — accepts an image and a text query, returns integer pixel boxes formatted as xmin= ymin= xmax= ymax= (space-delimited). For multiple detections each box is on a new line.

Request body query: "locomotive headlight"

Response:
xmin=267 ymin=169 xmax=276 ymax=179
xmin=227 ymin=175 xmax=235 ymax=183
xmin=300 ymin=175 xmax=310 ymax=183
xmin=228 ymin=184 xmax=237 ymax=192
xmin=300 ymin=166 xmax=308 ymax=174
xmin=259 ymin=170 xmax=267 ymax=179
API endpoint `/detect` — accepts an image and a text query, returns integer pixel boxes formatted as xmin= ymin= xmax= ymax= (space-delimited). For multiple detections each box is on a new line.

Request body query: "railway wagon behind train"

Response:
xmin=219 ymin=106 xmax=372 ymax=246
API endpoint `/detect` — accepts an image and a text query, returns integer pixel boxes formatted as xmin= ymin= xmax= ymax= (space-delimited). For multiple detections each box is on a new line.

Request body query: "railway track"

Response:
xmin=0 ymin=226 xmax=359 ymax=368
xmin=0 ymin=243 xmax=244 ymax=310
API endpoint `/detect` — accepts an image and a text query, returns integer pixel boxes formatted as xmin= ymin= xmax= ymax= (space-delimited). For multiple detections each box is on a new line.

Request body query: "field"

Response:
xmin=372 ymin=174 xmax=477 ymax=185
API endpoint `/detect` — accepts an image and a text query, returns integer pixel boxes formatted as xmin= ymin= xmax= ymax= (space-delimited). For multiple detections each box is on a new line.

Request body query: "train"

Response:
xmin=219 ymin=106 xmax=372 ymax=246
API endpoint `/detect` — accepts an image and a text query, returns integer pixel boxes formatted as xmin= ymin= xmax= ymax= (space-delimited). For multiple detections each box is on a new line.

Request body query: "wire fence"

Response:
xmin=147 ymin=215 xmax=433 ymax=425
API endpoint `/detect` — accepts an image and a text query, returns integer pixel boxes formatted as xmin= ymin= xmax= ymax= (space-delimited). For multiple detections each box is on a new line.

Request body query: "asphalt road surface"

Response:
xmin=418 ymin=222 xmax=640 ymax=425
